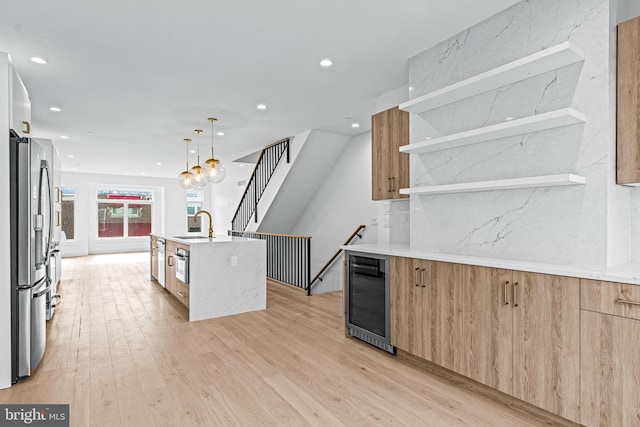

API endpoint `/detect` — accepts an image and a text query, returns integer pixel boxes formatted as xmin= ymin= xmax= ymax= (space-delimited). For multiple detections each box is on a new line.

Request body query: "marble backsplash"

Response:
xmin=407 ymin=0 xmax=618 ymax=266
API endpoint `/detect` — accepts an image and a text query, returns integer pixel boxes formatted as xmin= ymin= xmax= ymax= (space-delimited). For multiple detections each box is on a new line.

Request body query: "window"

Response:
xmin=186 ymin=191 xmax=203 ymax=232
xmin=96 ymin=189 xmax=153 ymax=238
xmin=61 ymin=186 xmax=75 ymax=240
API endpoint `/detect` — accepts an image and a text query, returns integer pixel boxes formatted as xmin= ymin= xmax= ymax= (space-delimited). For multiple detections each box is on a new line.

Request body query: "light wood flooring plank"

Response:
xmin=0 ymin=252 xmax=567 ymax=426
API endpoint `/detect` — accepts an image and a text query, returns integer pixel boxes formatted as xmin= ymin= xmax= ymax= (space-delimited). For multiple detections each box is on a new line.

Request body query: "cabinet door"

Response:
xmin=617 ymin=16 xmax=640 ymax=184
xmin=151 ymin=242 xmax=158 ymax=280
xmin=371 ymin=106 xmax=409 ymax=201
xmin=512 ymin=272 xmax=580 ymax=423
xmin=462 ymin=265 xmax=512 ymax=394
xmin=581 ymin=310 xmax=640 ymax=427
xmin=429 ymin=261 xmax=465 ymax=373
xmin=390 ymin=257 xmax=423 ymax=357
xmin=165 ymin=248 xmax=177 ymax=296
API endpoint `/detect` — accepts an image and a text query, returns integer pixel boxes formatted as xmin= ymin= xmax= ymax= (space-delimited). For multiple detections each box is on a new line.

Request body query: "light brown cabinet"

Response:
xmin=391 ymin=259 xmax=580 ymax=423
xmin=165 ymin=239 xmax=190 ymax=308
xmin=461 ymin=265 xmax=513 ymax=394
xmin=511 ymin=271 xmax=580 ymax=423
xmin=371 ymin=106 xmax=409 ymax=200
xmin=581 ymin=279 xmax=640 ymax=426
xmin=616 ymin=16 xmax=640 ymax=184
xmin=165 ymin=241 xmax=178 ymax=297
xmin=150 ymin=236 xmax=159 ymax=280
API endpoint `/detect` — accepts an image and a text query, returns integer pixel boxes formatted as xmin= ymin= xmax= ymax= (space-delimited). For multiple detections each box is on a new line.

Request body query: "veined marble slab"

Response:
xmin=155 ymin=233 xmax=266 ymax=321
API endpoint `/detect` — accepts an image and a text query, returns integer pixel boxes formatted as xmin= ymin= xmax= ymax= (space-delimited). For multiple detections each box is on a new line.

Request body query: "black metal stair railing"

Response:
xmin=231 ymin=138 xmax=290 ymax=231
xmin=228 ymin=230 xmax=311 ymax=291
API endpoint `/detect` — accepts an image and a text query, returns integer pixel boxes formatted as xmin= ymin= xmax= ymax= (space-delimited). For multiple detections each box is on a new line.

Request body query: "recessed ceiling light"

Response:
xmin=190 ymin=149 xmax=196 ymax=154
xmin=319 ymin=58 xmax=333 ymax=67
xmin=67 ymin=154 xmax=74 ymax=158
xmin=257 ymin=104 xmax=267 ymax=110
xmin=217 ymin=132 xmax=225 ymax=136
xmin=351 ymin=123 xmax=360 ymax=128
xmin=409 ymin=87 xmax=414 ymax=92
xmin=49 ymin=106 xmax=61 ymax=112
xmin=156 ymin=162 xmax=162 ymax=166
xmin=425 ymin=137 xmax=432 ymax=140
xmin=30 ymin=57 xmax=48 ymax=65
xmin=504 ymin=117 xmax=514 ymax=121
xmin=60 ymin=135 xmax=69 ymax=139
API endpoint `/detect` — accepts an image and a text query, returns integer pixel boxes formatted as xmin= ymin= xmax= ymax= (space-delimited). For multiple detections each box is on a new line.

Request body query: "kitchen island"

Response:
xmin=151 ymin=233 xmax=266 ymax=322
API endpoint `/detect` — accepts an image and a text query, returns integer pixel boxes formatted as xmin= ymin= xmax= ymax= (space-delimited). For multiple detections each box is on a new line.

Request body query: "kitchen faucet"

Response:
xmin=194 ymin=210 xmax=214 ymax=238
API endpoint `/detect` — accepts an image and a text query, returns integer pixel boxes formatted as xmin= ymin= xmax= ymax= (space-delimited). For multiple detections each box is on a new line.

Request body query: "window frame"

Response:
xmin=95 ymin=188 xmax=154 ymax=239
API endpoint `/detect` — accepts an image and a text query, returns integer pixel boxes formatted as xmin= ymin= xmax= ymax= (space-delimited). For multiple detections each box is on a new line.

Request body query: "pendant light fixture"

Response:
xmin=189 ymin=129 xmax=207 ymax=188
xmin=176 ymin=138 xmax=195 ymax=190
xmin=203 ymin=117 xmax=227 ymax=183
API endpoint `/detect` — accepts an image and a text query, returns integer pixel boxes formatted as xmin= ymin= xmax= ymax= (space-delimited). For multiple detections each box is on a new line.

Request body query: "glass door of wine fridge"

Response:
xmin=345 ymin=252 xmax=394 ymax=353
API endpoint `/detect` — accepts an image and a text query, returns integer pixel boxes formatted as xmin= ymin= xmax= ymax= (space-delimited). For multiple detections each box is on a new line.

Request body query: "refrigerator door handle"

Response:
xmin=32 ymin=280 xmax=52 ymax=299
xmin=35 ymin=160 xmax=53 ymax=268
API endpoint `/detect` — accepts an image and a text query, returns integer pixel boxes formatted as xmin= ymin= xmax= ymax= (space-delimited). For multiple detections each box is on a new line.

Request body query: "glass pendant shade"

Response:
xmin=177 ymin=137 xmax=195 ymax=190
xmin=177 ymin=169 xmax=195 ymax=190
xmin=203 ymin=157 xmax=227 ymax=183
xmin=204 ymin=117 xmax=226 ymax=183
xmin=189 ymin=162 xmax=207 ymax=188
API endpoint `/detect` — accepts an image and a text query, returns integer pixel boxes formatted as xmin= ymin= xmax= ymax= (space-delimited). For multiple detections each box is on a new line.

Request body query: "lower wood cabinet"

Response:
xmin=391 ymin=258 xmax=580 ymax=423
xmin=151 ymin=236 xmax=159 ymax=280
xmin=164 ymin=240 xmax=190 ymax=308
xmin=581 ymin=279 xmax=640 ymax=426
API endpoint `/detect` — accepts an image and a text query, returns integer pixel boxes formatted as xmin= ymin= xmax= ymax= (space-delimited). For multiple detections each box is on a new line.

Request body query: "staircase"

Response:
xmin=232 ymin=130 xmax=350 ymax=233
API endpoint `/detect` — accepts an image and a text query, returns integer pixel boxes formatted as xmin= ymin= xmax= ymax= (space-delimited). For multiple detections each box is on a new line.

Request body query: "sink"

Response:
xmin=173 ymin=235 xmax=212 ymax=240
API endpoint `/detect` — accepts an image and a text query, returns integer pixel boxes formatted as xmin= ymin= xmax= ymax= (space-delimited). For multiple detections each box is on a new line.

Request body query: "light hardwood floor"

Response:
xmin=0 ymin=253 xmax=568 ymax=426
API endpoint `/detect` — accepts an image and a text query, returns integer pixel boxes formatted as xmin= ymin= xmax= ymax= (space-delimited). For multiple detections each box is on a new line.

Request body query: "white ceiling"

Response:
xmin=1 ymin=0 xmax=519 ymax=179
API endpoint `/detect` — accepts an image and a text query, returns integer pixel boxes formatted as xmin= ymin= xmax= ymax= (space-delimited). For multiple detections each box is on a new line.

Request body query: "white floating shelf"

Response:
xmin=399 ymin=42 xmax=585 ymax=114
xmin=399 ymin=174 xmax=586 ymax=196
xmin=400 ymin=108 xmax=585 ymax=155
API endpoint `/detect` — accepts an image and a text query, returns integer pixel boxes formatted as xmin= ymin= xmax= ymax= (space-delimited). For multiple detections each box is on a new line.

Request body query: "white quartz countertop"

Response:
xmin=343 ymin=243 xmax=640 ymax=286
xmin=151 ymin=233 xmax=259 ymax=245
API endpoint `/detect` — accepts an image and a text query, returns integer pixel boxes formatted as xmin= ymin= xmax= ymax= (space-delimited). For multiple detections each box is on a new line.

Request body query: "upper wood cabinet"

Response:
xmin=617 ymin=16 xmax=640 ymax=184
xmin=371 ymin=106 xmax=409 ymax=200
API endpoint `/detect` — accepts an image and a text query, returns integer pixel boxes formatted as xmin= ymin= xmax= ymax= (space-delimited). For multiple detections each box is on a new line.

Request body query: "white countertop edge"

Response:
xmin=342 ymin=243 xmax=640 ymax=286
xmin=151 ymin=233 xmax=263 ymax=245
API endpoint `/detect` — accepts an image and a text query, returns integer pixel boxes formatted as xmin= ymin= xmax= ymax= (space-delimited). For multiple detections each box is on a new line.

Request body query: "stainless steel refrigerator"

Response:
xmin=10 ymin=131 xmax=54 ymax=382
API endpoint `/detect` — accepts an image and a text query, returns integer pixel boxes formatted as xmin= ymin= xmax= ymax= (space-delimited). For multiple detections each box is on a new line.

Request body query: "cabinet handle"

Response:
xmin=513 ymin=282 xmax=519 ymax=307
xmin=414 ymin=267 xmax=420 ymax=286
xmin=22 ymin=121 xmax=30 ymax=134
xmin=178 ymin=291 xmax=186 ymax=298
xmin=391 ymin=177 xmax=396 ymax=192
xmin=168 ymin=256 xmax=174 ymax=266
xmin=504 ymin=281 xmax=509 ymax=305
xmin=56 ymin=211 xmax=61 ymax=226
xmin=421 ymin=268 xmax=426 ymax=287
xmin=616 ymin=298 xmax=640 ymax=306
xmin=388 ymin=177 xmax=393 ymax=193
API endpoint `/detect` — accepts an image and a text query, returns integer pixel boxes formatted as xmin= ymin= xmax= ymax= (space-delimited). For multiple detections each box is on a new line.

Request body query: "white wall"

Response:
xmin=620 ymin=0 xmax=640 ymax=22
xmin=61 ymin=172 xmax=206 ymax=256
xmin=210 ymin=162 xmax=253 ymax=234
xmin=0 ymin=54 xmax=13 ymax=389
xmin=290 ymin=132 xmax=379 ymax=293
